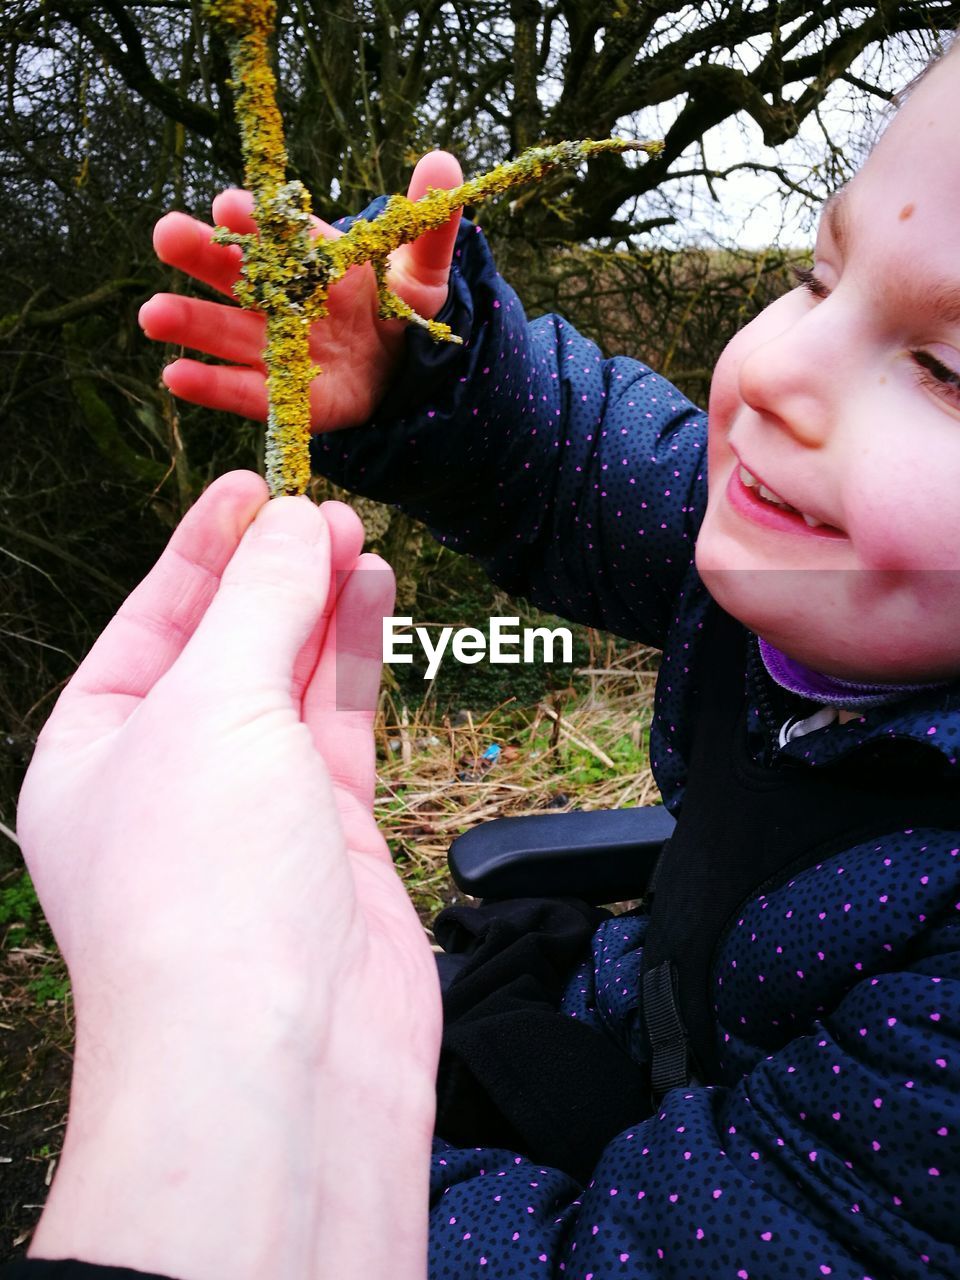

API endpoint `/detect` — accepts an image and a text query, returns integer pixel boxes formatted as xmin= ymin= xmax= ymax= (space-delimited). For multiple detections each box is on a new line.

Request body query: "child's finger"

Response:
xmin=53 ymin=472 xmax=268 ymax=723
xmin=212 ymin=187 xmax=340 ymax=244
xmin=290 ymin=500 xmax=367 ymax=703
xmin=153 ymin=211 xmax=245 ymax=299
xmin=301 ymin=554 xmax=396 ymax=816
xmin=162 ymin=359 xmax=338 ymax=431
xmin=398 ymin=150 xmax=463 ymax=289
xmin=211 ymin=187 xmax=258 ymax=235
xmin=174 ymin=496 xmax=331 ymax=698
xmin=139 ymin=295 xmax=267 ymax=369
xmin=162 ymin=358 xmax=271 ymax=422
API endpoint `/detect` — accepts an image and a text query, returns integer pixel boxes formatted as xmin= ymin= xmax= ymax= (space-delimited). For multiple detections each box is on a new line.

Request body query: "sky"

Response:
xmin=613 ymin=27 xmax=933 ymax=253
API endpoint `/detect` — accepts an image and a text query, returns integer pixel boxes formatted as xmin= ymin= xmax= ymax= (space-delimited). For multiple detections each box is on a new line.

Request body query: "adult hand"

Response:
xmin=139 ymin=151 xmax=463 ymax=433
xmin=17 ymin=472 xmax=440 ymax=1280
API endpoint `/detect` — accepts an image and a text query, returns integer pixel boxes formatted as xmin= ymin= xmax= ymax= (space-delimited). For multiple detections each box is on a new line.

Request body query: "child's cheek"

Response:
xmin=705 ymin=334 xmax=745 ymax=478
xmin=844 ymin=452 xmax=960 ymax=572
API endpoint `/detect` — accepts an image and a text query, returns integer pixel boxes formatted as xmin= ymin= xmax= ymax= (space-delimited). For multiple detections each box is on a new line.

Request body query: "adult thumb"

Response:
xmin=174 ymin=496 xmax=331 ymax=698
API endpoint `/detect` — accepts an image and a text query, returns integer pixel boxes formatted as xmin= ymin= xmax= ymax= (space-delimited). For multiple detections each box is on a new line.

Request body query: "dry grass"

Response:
xmin=375 ymin=639 xmax=661 ymax=924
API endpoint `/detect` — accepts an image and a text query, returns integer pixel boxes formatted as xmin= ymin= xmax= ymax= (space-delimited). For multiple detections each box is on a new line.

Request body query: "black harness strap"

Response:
xmin=642 ymin=961 xmax=689 ymax=1100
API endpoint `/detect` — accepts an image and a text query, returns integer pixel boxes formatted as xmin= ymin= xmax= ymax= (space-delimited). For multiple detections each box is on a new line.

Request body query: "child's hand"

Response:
xmin=18 ymin=472 xmax=439 ymax=1279
xmin=139 ymin=151 xmax=463 ymax=433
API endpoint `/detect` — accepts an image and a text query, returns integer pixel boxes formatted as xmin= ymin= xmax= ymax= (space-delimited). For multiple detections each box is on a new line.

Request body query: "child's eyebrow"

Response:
xmin=920 ymin=282 xmax=960 ymax=328
xmin=821 ymin=184 xmax=960 ymax=327
xmin=822 ymin=187 xmax=850 ymax=253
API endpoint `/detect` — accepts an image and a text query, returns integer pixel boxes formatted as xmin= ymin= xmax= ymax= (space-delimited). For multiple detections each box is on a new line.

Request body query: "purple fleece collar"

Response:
xmin=758 ymin=638 xmax=948 ymax=709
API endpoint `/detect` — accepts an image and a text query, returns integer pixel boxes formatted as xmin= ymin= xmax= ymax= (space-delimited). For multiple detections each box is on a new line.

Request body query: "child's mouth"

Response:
xmin=730 ymin=465 xmax=845 ymax=538
xmin=739 ymin=465 xmax=822 ymax=525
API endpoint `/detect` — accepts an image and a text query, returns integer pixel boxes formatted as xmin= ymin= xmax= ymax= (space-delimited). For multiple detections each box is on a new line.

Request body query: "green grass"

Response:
xmin=0 ymin=871 xmax=43 ymax=949
xmin=1 ymin=870 xmax=70 ymax=1005
xmin=26 ymin=968 xmax=71 ymax=1008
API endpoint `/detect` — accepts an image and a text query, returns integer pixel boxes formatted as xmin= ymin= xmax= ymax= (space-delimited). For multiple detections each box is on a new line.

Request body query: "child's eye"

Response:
xmin=791 ymin=265 xmax=830 ymax=299
xmin=911 ymin=348 xmax=960 ymax=408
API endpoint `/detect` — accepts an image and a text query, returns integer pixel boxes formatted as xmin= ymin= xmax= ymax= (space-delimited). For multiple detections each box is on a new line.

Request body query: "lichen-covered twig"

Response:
xmin=203 ymin=0 xmax=662 ymax=496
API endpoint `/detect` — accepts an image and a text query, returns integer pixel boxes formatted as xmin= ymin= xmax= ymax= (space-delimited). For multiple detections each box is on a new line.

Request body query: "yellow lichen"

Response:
xmin=203 ymin=0 xmax=662 ymax=496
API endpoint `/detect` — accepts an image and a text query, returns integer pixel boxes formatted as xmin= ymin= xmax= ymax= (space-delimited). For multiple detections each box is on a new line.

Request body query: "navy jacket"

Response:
xmin=311 ymin=211 xmax=960 ymax=1280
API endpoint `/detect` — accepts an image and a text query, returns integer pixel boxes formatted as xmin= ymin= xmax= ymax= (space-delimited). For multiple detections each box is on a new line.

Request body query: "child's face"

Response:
xmin=696 ymin=52 xmax=960 ymax=683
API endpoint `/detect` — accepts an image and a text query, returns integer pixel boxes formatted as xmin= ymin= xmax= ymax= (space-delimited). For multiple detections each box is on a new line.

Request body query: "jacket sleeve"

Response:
xmin=428 ymin=827 xmax=960 ymax=1279
xmin=311 ymin=205 xmax=709 ymax=648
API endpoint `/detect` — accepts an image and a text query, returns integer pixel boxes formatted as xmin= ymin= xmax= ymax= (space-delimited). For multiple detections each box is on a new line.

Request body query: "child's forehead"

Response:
xmin=817 ymin=59 xmax=960 ymax=253
xmin=867 ymin=52 xmax=960 ymax=185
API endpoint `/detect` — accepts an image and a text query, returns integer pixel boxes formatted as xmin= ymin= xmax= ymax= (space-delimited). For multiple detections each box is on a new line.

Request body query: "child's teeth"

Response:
xmin=757 ymin=483 xmax=786 ymax=506
xmin=740 ymin=464 xmax=825 ymax=527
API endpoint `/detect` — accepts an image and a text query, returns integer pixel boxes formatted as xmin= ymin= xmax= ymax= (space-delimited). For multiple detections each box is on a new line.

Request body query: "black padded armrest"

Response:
xmin=447 ymin=806 xmax=676 ymax=905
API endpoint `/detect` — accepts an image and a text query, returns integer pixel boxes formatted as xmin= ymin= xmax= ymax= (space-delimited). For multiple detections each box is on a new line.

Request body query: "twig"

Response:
xmin=0 ymin=820 xmax=21 ymax=849
xmin=201 ymin=0 xmax=661 ymax=496
xmin=573 ymin=667 xmax=657 ymax=679
xmin=399 ymin=704 xmax=412 ymax=768
xmin=536 ymin=701 xmax=616 ymax=769
xmin=0 ymin=1098 xmax=59 ymax=1119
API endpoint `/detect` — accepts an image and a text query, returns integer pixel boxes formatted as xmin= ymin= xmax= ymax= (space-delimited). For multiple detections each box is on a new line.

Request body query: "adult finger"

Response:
xmin=139 ymin=294 xmax=267 ymax=369
xmin=153 ymin=211 xmax=244 ymax=299
xmin=55 ymin=472 xmax=268 ymax=722
xmin=302 ymin=553 xmax=395 ymax=815
xmin=174 ymin=496 xmax=332 ymax=698
xmin=290 ymin=500 xmax=367 ymax=704
xmin=397 ymin=150 xmax=463 ymax=289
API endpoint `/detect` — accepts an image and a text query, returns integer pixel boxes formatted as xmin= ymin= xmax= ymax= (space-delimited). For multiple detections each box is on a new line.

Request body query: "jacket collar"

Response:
xmin=745 ymin=632 xmax=960 ymax=775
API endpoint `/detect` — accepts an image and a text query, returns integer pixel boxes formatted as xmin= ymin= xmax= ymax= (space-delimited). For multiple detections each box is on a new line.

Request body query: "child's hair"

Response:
xmin=892 ymin=26 xmax=960 ymax=106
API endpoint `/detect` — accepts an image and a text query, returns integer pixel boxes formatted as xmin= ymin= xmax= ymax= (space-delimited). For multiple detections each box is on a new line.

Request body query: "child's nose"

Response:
xmin=736 ymin=310 xmax=836 ymax=449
